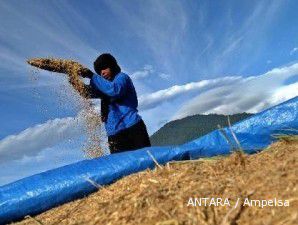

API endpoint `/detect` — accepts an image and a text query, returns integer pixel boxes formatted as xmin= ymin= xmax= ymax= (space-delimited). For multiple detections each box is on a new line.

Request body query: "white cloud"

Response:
xmin=173 ymin=63 xmax=298 ymax=119
xmin=131 ymin=64 xmax=154 ymax=80
xmin=130 ymin=65 xmax=171 ymax=81
xmin=138 ymin=76 xmax=241 ymax=110
xmin=0 ymin=116 xmax=83 ymax=162
xmin=159 ymin=73 xmax=171 ymax=80
xmin=144 ymin=64 xmax=154 ymax=72
xmin=0 ymin=104 xmax=106 ymax=163
xmin=290 ymin=47 xmax=298 ymax=55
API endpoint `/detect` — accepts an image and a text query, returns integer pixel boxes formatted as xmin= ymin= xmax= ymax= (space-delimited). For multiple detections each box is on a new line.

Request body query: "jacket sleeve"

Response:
xmin=85 ymin=84 xmax=107 ymax=99
xmin=90 ymin=73 xmax=127 ymax=99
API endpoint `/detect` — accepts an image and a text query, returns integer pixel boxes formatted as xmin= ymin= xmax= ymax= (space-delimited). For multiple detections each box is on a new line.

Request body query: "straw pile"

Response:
xmin=27 ymin=58 xmax=103 ymax=157
xmin=15 ymin=138 xmax=298 ymax=225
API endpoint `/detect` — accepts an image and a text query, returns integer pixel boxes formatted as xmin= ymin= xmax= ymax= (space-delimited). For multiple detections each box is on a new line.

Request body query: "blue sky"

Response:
xmin=0 ymin=0 xmax=298 ymax=185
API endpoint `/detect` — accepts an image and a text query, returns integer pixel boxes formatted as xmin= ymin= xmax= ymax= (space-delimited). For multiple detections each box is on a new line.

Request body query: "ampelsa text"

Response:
xmin=187 ymin=198 xmax=230 ymax=207
xmin=243 ymin=198 xmax=290 ymax=208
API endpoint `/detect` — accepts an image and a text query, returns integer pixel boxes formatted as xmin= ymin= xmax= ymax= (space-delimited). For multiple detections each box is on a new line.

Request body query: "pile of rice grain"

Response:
xmin=27 ymin=58 xmax=104 ymax=157
xmin=15 ymin=139 xmax=298 ymax=225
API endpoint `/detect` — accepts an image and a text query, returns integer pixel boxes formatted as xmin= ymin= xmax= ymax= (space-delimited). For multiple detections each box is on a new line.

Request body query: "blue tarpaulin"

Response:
xmin=0 ymin=96 xmax=297 ymax=224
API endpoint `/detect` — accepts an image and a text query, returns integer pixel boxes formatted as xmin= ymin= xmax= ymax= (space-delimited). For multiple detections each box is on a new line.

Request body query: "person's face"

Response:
xmin=101 ymin=68 xmax=113 ymax=80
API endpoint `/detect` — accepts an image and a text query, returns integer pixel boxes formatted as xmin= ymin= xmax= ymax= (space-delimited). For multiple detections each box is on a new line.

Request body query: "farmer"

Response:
xmin=82 ymin=53 xmax=151 ymax=154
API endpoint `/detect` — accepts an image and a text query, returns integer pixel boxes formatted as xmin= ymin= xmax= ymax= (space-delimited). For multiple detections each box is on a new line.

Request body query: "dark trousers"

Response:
xmin=108 ymin=119 xmax=151 ymax=154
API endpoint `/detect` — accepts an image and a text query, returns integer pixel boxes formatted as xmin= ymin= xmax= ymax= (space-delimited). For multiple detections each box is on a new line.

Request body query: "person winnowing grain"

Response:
xmin=82 ymin=53 xmax=151 ymax=154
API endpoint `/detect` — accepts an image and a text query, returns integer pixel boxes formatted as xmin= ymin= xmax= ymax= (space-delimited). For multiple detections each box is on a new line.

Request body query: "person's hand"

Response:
xmin=81 ymin=68 xmax=94 ymax=79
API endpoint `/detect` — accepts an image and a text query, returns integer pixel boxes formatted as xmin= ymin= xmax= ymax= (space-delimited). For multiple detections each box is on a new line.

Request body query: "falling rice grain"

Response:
xmin=27 ymin=57 xmax=104 ymax=157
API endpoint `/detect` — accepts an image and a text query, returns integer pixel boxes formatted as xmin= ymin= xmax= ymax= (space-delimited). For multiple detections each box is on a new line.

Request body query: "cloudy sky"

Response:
xmin=0 ymin=0 xmax=297 ymax=185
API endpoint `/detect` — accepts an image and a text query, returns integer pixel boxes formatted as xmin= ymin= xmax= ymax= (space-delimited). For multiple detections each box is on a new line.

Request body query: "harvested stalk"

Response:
xmin=27 ymin=57 xmax=104 ymax=158
xmin=27 ymin=58 xmax=91 ymax=98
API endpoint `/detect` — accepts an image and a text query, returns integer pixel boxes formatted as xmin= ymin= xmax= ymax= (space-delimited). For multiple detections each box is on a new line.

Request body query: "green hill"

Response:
xmin=150 ymin=113 xmax=253 ymax=146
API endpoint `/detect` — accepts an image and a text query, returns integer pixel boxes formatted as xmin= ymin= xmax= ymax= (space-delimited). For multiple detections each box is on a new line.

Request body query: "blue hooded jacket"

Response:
xmin=90 ymin=72 xmax=142 ymax=136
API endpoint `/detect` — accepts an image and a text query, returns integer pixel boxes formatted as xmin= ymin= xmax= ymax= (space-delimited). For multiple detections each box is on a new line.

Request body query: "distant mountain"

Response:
xmin=150 ymin=113 xmax=253 ymax=146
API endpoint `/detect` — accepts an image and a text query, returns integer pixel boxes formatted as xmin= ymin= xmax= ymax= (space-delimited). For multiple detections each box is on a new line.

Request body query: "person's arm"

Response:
xmin=90 ymin=73 xmax=127 ymax=99
xmin=76 ymin=68 xmax=107 ymax=99
xmin=85 ymin=84 xmax=107 ymax=99
xmin=67 ymin=75 xmax=107 ymax=99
